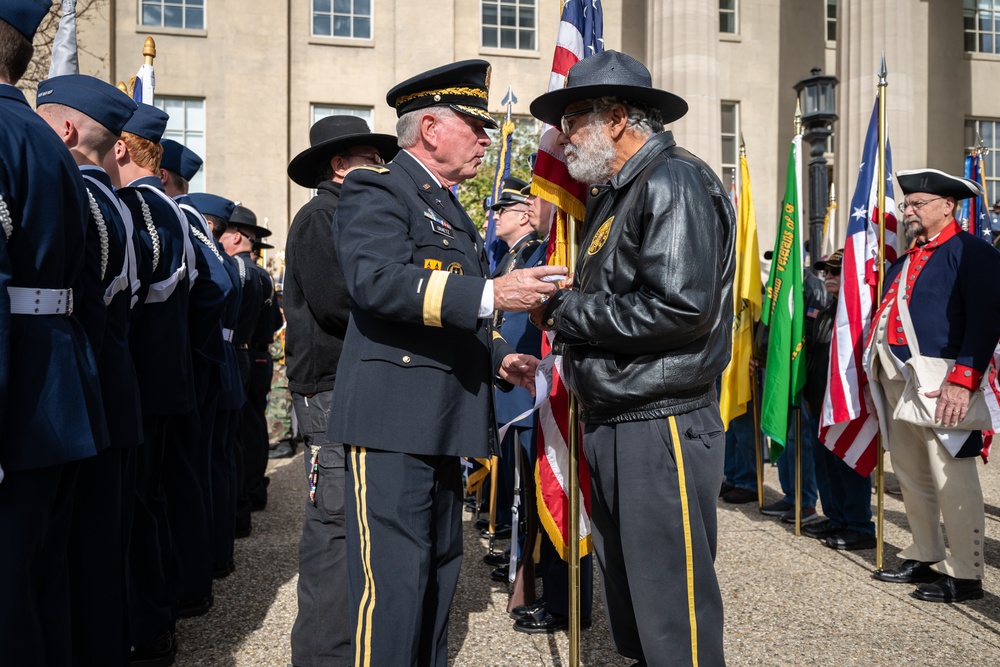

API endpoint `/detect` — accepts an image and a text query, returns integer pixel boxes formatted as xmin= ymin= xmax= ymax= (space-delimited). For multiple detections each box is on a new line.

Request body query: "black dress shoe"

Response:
xmin=235 ymin=524 xmax=252 ymax=539
xmin=872 ymin=559 xmax=939 ymax=584
xmin=512 ymin=607 xmax=592 ymax=634
xmin=474 ymin=518 xmax=489 ymax=530
xmin=913 ymin=576 xmax=984 ymax=603
xmin=177 ymin=595 xmax=213 ymax=618
xmin=483 ymin=550 xmax=510 ymax=567
xmin=825 ymin=529 xmax=877 ymax=551
xmin=721 ymin=487 xmax=757 ymax=504
xmin=802 ymin=519 xmax=845 ymax=539
xmin=490 ymin=565 xmax=510 ymax=582
xmin=130 ymin=629 xmax=176 ymax=667
xmin=509 ymin=599 xmax=546 ymax=620
xmin=212 ymin=559 xmax=235 ymax=579
xmin=481 ymin=524 xmax=511 ymax=539
xmin=268 ymin=440 xmax=296 ymax=459
xmin=719 ymin=482 xmax=735 ymax=498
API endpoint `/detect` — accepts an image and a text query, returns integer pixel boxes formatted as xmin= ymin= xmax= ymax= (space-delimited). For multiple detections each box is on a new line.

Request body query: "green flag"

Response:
xmin=761 ymin=135 xmax=806 ymax=459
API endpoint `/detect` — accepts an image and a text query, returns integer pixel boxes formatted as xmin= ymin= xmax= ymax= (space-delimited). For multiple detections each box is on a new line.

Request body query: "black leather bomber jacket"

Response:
xmin=543 ymin=131 xmax=736 ymax=424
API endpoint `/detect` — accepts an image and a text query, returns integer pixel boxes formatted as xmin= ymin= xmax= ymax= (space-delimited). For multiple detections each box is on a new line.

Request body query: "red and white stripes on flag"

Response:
xmin=819 ymin=101 xmax=898 ymax=476
xmin=532 ymin=0 xmax=603 ymax=561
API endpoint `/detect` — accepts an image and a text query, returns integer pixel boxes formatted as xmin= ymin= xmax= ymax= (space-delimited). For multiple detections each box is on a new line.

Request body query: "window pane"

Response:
xmin=315 ymin=0 xmax=331 ymax=12
xmin=164 ymin=5 xmax=184 ymax=28
xmin=186 ymin=8 xmax=203 ymax=29
xmin=334 ymin=15 xmax=351 ymax=36
xmin=482 ymin=27 xmax=496 ymax=47
xmin=355 ymin=0 xmax=371 ymax=15
xmin=483 ymin=4 xmax=498 ymax=26
xmin=334 ymin=0 xmax=351 ymax=13
xmin=313 ymin=14 xmax=331 ymax=35
xmin=982 ymin=33 xmax=993 ymax=53
xmin=721 ymin=105 xmax=735 ymax=132
xmin=142 ymin=5 xmax=161 ymax=26
xmin=187 ymin=0 xmax=203 ymax=5
xmin=720 ymin=13 xmax=735 ymax=33
xmin=186 ymin=101 xmax=205 ymax=131
xmin=520 ymin=29 xmax=534 ymax=50
xmin=500 ymin=27 xmax=516 ymax=48
xmin=500 ymin=5 xmax=516 ymax=26
xmin=722 ymin=137 xmax=736 ymax=163
xmin=720 ymin=0 xmax=735 ymax=9
xmin=983 ymin=121 xmax=994 ymax=146
xmin=354 ymin=17 xmax=370 ymax=39
xmin=520 ymin=7 xmax=534 ymax=27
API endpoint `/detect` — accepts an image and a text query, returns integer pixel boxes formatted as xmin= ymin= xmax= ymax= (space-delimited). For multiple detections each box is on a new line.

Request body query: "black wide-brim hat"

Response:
xmin=386 ymin=59 xmax=498 ymax=130
xmin=287 ymin=115 xmax=399 ymax=189
xmin=530 ymin=50 xmax=688 ymax=128
xmin=896 ymin=168 xmax=984 ymax=200
xmin=229 ymin=204 xmax=272 ymax=239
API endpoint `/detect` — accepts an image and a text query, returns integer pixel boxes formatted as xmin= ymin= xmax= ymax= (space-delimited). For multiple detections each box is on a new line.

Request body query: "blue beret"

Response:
xmin=0 ymin=0 xmax=52 ymax=40
xmin=188 ymin=193 xmax=235 ymax=221
xmin=160 ymin=139 xmax=203 ymax=181
xmin=36 ymin=74 xmax=138 ymax=135
xmin=122 ymin=103 xmax=169 ymax=143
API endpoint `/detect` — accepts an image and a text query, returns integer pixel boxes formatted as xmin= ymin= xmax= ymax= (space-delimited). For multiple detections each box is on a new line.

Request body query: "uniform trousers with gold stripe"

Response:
xmin=345 ymin=447 xmax=463 ymax=667
xmin=582 ymin=404 xmax=726 ymax=667
xmin=871 ymin=320 xmax=986 ymax=581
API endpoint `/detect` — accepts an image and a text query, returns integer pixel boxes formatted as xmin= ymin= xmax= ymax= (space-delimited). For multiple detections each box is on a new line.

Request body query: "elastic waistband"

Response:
xmin=8 ymin=287 xmax=73 ymax=316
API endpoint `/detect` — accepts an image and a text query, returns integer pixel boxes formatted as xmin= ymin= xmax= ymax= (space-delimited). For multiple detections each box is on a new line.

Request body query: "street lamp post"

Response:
xmin=794 ymin=67 xmax=838 ymax=269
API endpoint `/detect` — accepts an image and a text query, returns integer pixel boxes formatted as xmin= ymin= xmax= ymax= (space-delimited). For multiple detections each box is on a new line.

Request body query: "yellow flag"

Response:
xmin=719 ymin=151 xmax=763 ymax=430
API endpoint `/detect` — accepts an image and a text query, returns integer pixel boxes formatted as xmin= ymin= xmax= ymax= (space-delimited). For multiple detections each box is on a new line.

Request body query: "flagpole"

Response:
xmin=566 ymin=213 xmax=582 ymax=667
xmin=875 ymin=53 xmax=888 ymax=572
xmin=793 ymin=102 xmax=803 ymax=537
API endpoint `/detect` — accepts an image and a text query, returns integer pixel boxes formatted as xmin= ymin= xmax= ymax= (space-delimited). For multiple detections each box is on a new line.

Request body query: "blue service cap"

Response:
xmin=122 ymin=103 xmax=169 ymax=143
xmin=160 ymin=139 xmax=203 ymax=181
xmin=188 ymin=193 xmax=236 ymax=222
xmin=0 ymin=0 xmax=52 ymax=40
xmin=36 ymin=74 xmax=138 ymax=135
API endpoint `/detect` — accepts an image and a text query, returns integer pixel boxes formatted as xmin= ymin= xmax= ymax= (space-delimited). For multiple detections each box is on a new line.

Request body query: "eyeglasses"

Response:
xmin=826 ymin=268 xmax=841 ymax=277
xmin=345 ymin=152 xmax=384 ymax=165
xmin=560 ymin=106 xmax=595 ymax=135
xmin=898 ymin=197 xmax=944 ymax=213
xmin=499 ymin=207 xmax=529 ymax=215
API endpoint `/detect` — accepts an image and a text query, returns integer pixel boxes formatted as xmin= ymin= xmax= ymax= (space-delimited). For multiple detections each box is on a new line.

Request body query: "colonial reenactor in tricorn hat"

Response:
xmin=0 ymin=4 xmax=110 ymax=659
xmin=284 ymin=112 xmax=399 ymax=665
xmin=527 ymin=49 xmax=735 ymax=665
xmin=868 ymin=168 xmax=1000 ymax=603
xmin=328 ymin=59 xmax=566 ymax=666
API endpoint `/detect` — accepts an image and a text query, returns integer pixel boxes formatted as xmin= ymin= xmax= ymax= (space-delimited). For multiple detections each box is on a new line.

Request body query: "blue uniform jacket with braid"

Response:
xmin=328 ymin=150 xmax=513 ymax=458
xmin=0 ymin=85 xmax=107 ymax=470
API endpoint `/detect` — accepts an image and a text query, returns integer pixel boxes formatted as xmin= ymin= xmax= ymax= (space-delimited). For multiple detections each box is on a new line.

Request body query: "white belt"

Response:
xmin=8 ymin=287 xmax=73 ymax=315
xmin=222 ymin=327 xmax=234 ymax=343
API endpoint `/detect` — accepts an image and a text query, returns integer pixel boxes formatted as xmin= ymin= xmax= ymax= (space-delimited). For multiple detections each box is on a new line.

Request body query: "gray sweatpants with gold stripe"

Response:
xmin=583 ymin=404 xmax=726 ymax=667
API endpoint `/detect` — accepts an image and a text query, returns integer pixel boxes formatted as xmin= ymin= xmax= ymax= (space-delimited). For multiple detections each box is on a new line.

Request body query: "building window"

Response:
xmin=826 ymin=0 xmax=837 ymax=42
xmin=154 ymin=97 xmax=206 ymax=191
xmin=140 ymin=0 xmax=204 ymax=30
xmin=311 ymin=104 xmax=374 ymax=128
xmin=965 ymin=0 xmax=1000 ymax=54
xmin=966 ymin=119 xmax=999 ymax=205
xmin=719 ymin=0 xmax=737 ymax=34
xmin=482 ymin=0 xmax=536 ymax=51
xmin=721 ymin=102 xmax=739 ymax=194
xmin=312 ymin=0 xmax=372 ymax=39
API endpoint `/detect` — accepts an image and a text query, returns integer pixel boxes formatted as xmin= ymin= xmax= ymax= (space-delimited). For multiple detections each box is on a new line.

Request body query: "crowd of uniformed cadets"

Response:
xmin=0 ymin=4 xmax=281 ymax=665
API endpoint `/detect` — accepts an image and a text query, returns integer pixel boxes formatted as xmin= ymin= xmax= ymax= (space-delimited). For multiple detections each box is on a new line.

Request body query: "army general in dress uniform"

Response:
xmin=328 ymin=60 xmax=566 ymax=667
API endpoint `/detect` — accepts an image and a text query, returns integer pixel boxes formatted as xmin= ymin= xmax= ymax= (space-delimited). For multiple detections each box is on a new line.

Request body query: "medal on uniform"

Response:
xmin=424 ymin=208 xmax=454 ymax=238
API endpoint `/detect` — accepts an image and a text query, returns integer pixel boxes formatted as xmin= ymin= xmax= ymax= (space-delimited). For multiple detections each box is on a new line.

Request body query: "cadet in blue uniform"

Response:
xmin=330 ymin=60 xmax=566 ymax=667
xmin=218 ymin=207 xmax=267 ymax=539
xmin=160 ymin=139 xmax=234 ymax=617
xmin=35 ymin=73 xmax=141 ymax=667
xmin=105 ymin=103 xmax=195 ymax=665
xmin=284 ymin=114 xmax=398 ymax=667
xmin=0 ymin=6 xmax=109 ymax=663
xmin=189 ymin=192 xmax=246 ymax=578
xmin=869 ymin=169 xmax=1000 ymax=603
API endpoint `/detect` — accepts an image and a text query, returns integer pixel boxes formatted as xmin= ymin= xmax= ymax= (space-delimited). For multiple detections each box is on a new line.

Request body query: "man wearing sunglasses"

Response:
xmin=867 ymin=169 xmax=1000 ymax=603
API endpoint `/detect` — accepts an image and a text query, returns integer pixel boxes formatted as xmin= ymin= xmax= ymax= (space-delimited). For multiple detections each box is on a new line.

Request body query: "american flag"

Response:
xmin=819 ymin=101 xmax=898 ymax=477
xmin=959 ymin=151 xmax=992 ymax=241
xmin=533 ymin=0 xmax=603 ymax=561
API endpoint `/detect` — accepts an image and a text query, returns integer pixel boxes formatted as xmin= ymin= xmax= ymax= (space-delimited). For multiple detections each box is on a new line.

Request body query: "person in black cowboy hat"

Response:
xmin=329 ymin=59 xmax=566 ymax=667
xmin=285 ymin=114 xmax=398 ymax=667
xmin=527 ymin=50 xmax=735 ymax=666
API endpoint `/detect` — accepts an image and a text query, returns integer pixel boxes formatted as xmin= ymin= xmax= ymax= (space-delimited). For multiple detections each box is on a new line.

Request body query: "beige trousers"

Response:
xmin=871 ymin=323 xmax=986 ymax=581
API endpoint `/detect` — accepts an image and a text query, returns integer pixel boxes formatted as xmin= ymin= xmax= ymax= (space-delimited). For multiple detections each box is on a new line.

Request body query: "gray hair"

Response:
xmin=592 ymin=96 xmax=664 ymax=137
xmin=396 ymin=106 xmax=453 ymax=148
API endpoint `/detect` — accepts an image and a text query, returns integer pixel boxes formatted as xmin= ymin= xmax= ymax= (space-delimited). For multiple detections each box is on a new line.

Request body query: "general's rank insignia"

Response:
xmin=587 ymin=216 xmax=614 ymax=255
xmin=447 ymin=262 xmax=464 ymax=275
xmin=424 ymin=259 xmax=443 ymax=270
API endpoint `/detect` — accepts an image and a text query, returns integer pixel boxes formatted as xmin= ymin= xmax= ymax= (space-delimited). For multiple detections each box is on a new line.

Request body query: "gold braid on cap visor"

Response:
xmin=395 ymin=86 xmax=489 ymax=107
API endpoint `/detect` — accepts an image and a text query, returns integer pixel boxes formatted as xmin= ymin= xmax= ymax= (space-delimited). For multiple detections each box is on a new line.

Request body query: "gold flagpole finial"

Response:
xmin=739 ymin=132 xmax=746 ymax=157
xmin=829 ymin=182 xmax=836 ymax=205
xmin=117 ymin=82 xmax=128 ymax=94
xmin=143 ymin=37 xmax=157 ymax=66
xmin=794 ymin=99 xmax=802 ymax=135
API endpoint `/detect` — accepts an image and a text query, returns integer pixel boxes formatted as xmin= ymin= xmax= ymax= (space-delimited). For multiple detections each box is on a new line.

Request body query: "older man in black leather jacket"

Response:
xmin=529 ymin=51 xmax=736 ymax=667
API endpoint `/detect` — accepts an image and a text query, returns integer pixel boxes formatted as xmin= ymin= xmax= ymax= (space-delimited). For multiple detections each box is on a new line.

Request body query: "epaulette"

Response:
xmin=357 ymin=165 xmax=390 ymax=175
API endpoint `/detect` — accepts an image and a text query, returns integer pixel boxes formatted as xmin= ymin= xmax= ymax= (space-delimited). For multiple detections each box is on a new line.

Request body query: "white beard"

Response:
xmin=564 ymin=123 xmax=616 ymax=184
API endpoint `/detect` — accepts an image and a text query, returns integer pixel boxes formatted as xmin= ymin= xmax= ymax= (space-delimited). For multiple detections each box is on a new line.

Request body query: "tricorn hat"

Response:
xmin=386 ymin=59 xmax=498 ymax=130
xmin=897 ymin=169 xmax=984 ymax=200
xmin=489 ymin=176 xmax=529 ymax=211
xmin=530 ymin=50 xmax=688 ymax=129
xmin=287 ymin=115 xmax=399 ymax=189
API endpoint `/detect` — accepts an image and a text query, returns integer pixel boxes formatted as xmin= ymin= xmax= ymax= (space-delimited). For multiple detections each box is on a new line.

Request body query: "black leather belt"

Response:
xmin=236 ymin=343 xmax=249 ymax=350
